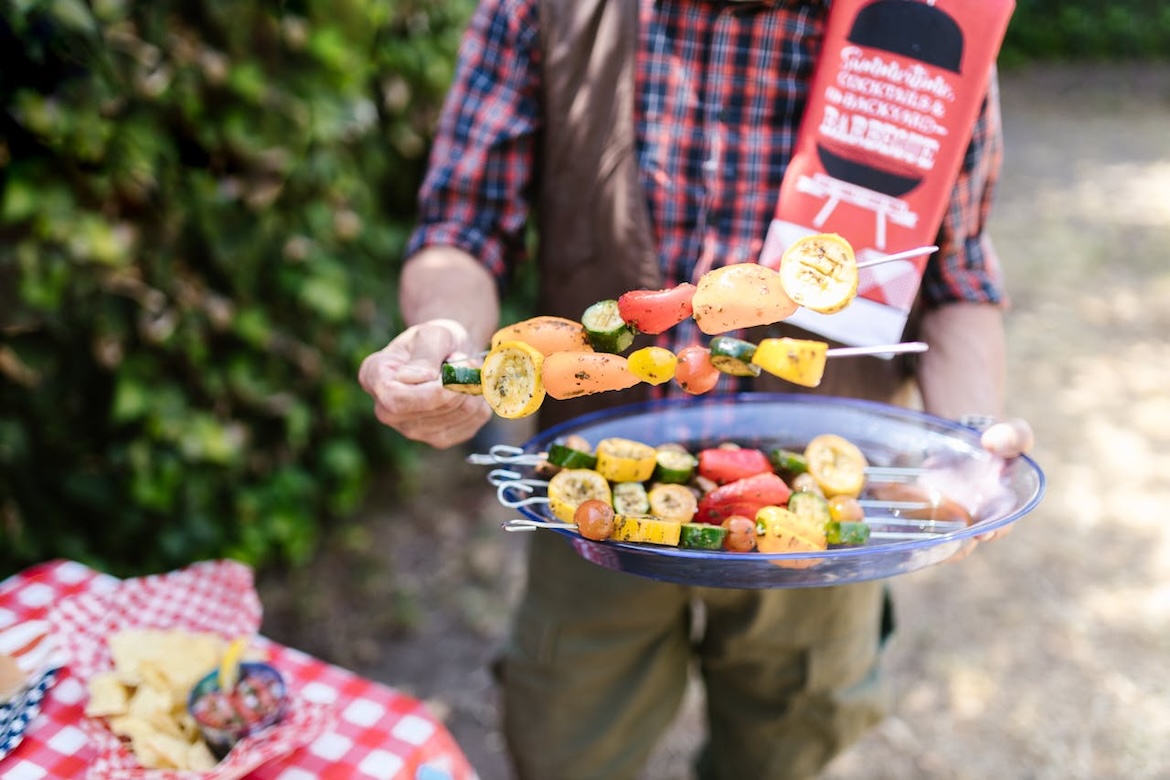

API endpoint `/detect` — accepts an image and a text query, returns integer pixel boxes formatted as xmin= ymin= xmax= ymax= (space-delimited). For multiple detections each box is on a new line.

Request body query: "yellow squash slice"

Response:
xmin=804 ymin=433 xmax=868 ymax=498
xmin=547 ymin=468 xmax=612 ymax=524
xmin=480 ymin=340 xmax=546 ymax=419
xmin=594 ymin=437 xmax=658 ymax=483
xmin=611 ymin=514 xmax=683 ymax=546
xmin=779 ymin=233 xmax=859 ymax=314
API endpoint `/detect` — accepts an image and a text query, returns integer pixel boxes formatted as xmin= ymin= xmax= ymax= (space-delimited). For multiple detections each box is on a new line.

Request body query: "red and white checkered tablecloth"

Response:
xmin=0 ymin=560 xmax=480 ymax=780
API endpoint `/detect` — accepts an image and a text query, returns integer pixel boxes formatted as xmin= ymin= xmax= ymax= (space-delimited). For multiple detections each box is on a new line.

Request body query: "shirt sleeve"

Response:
xmin=404 ymin=0 xmax=542 ymax=285
xmin=919 ymin=70 xmax=1006 ymax=307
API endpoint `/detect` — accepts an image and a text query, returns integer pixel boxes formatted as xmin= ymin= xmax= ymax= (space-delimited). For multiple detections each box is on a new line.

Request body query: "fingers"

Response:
xmin=374 ymin=391 xmax=492 ymax=449
xmin=945 ymin=521 xmax=1015 ymax=564
xmin=980 ymin=418 xmax=1035 ymax=459
xmin=944 ymin=541 xmax=979 ymax=564
xmin=359 ymin=320 xmax=491 ymax=449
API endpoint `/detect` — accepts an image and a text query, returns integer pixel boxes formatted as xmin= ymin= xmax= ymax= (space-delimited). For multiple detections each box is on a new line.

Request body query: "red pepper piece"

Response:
xmin=695 ymin=472 xmax=793 ymax=525
xmin=617 ymin=283 xmax=697 ymax=335
xmin=697 ymin=447 xmax=773 ymax=485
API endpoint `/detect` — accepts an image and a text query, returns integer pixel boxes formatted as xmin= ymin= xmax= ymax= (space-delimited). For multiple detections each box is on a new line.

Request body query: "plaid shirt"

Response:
xmin=407 ymin=0 xmax=1005 ymax=344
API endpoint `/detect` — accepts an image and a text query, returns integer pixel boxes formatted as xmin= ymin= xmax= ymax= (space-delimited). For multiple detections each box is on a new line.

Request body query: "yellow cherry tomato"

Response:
xmin=626 ymin=346 xmax=678 ymax=385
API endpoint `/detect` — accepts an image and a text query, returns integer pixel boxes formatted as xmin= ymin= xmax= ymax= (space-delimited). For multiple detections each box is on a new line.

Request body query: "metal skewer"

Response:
xmin=470 ymin=444 xmax=929 ymax=475
xmin=855 ymin=245 xmax=939 ymax=269
xmin=490 ymin=475 xmax=951 ymax=533
xmin=863 ymin=466 xmax=927 ymax=481
xmin=464 ymin=338 xmax=929 ymax=371
xmin=826 ymin=341 xmax=928 ymax=358
xmin=493 ymin=477 xmax=932 ymax=513
xmin=500 ymin=518 xmax=956 ymax=543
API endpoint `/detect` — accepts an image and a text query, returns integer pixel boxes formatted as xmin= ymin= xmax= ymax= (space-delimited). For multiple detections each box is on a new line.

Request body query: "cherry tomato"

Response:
xmin=827 ymin=494 xmax=865 ymax=523
xmin=574 ymin=498 xmax=616 ymax=541
xmin=697 ymin=447 xmax=774 ymax=485
xmin=617 ymin=283 xmax=696 ymax=334
xmin=626 ymin=346 xmax=678 ymax=385
xmin=695 ymin=472 xmax=793 ymax=525
xmin=790 ymin=472 xmax=824 ymax=496
xmin=721 ymin=515 xmax=757 ymax=552
xmin=674 ymin=345 xmax=720 ymax=395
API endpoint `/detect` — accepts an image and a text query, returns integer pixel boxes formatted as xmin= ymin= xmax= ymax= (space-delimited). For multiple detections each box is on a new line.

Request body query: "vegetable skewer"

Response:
xmin=440 ymin=233 xmax=941 ymax=419
xmin=450 ymin=338 xmax=928 ymax=419
xmin=492 ymin=482 xmax=956 ymax=531
xmin=474 ymin=426 xmax=984 ymax=560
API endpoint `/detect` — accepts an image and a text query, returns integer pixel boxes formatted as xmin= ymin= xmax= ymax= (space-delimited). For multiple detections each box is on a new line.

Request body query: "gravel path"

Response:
xmin=258 ymin=62 xmax=1170 ymax=780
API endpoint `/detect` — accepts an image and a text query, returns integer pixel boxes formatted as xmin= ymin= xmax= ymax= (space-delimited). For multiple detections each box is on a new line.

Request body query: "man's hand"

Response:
xmin=358 ymin=318 xmax=492 ymax=449
xmin=926 ymin=416 xmax=1035 ymax=561
xmin=979 ymin=417 xmax=1034 ymax=460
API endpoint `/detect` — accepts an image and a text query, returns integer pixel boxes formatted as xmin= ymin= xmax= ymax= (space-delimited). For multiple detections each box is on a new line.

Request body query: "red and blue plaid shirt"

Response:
xmin=408 ymin=0 xmax=1005 ymax=341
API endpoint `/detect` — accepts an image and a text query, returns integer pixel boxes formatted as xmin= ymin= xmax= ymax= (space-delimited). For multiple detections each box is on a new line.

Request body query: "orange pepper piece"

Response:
xmin=542 ymin=351 xmax=642 ymax=400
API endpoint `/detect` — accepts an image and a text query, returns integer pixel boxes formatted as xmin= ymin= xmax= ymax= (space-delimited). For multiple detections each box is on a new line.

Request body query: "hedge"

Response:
xmin=1002 ymin=1 xmax=1170 ymax=65
xmin=0 ymin=0 xmax=476 ymax=577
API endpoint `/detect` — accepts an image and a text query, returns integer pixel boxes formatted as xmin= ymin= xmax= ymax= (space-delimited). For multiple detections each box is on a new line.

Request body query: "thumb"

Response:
xmin=398 ymin=320 xmax=469 ymax=383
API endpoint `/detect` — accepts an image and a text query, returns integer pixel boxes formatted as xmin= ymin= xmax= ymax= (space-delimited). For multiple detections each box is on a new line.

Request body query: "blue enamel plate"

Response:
xmin=498 ymin=393 xmax=1045 ymax=589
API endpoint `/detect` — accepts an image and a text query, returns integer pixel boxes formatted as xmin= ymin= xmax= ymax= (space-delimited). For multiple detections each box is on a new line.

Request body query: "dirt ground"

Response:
xmin=256 ymin=62 xmax=1170 ymax=780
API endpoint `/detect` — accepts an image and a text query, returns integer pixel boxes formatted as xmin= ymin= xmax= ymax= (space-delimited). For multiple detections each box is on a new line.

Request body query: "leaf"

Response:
xmin=111 ymin=375 xmax=151 ymax=423
xmin=48 ymin=0 xmax=98 ymax=33
xmin=177 ymin=414 xmax=247 ymax=466
xmin=298 ymin=274 xmax=351 ymax=321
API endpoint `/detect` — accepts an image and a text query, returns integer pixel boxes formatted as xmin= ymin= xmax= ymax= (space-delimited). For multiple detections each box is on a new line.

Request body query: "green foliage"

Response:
xmin=1003 ymin=1 xmax=1170 ymax=65
xmin=0 ymin=0 xmax=476 ymax=577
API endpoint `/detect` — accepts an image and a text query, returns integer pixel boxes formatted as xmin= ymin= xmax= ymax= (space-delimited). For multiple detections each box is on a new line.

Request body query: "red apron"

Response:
xmin=758 ymin=0 xmax=1015 ymax=346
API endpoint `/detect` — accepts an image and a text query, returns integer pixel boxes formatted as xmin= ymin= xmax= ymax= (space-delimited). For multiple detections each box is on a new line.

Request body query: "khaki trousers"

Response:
xmin=498 ymin=531 xmax=894 ymax=780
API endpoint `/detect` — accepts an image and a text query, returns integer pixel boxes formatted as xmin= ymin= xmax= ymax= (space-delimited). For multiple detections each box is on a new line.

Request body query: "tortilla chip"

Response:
xmin=187 ymin=738 xmax=219 ymax=771
xmin=85 ymin=671 xmax=130 ymax=718
xmin=136 ymin=660 xmax=173 ymax=697
xmin=174 ymin=708 xmax=200 ymax=740
xmin=107 ymin=714 xmax=157 ymax=741
xmin=90 ymin=628 xmax=258 ymax=771
xmin=141 ymin=731 xmax=197 ymax=770
xmin=109 ymin=629 xmax=225 ymax=691
xmin=125 ymin=682 xmax=179 ymax=739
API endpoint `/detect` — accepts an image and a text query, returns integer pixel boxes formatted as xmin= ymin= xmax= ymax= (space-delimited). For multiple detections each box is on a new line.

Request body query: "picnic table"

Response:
xmin=0 ymin=559 xmax=479 ymax=780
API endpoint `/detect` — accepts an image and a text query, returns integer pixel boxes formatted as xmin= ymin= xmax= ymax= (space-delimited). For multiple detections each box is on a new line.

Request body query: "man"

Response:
xmin=360 ymin=2 xmax=1033 ymax=777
